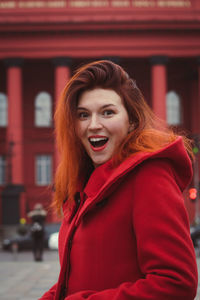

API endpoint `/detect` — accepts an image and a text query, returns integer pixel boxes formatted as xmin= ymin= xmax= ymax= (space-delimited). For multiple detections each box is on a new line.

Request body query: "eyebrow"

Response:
xmin=77 ymin=104 xmax=116 ymax=110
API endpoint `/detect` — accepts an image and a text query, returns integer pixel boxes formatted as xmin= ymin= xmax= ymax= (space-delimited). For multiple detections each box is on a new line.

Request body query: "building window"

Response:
xmin=35 ymin=92 xmax=52 ymax=127
xmin=36 ymin=155 xmax=52 ymax=186
xmin=0 ymin=156 xmax=6 ymax=185
xmin=166 ymin=91 xmax=181 ymax=125
xmin=0 ymin=93 xmax=8 ymax=127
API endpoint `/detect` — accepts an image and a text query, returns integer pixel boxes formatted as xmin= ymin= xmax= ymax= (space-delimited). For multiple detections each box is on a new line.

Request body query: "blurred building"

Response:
xmin=0 ymin=0 xmax=200 ymax=224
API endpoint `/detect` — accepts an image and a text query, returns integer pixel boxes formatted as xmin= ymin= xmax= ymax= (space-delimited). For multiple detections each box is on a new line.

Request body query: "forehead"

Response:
xmin=78 ymin=88 xmax=123 ymax=107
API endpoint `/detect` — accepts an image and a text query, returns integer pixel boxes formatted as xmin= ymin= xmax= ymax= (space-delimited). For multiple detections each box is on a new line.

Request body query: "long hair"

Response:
xmin=54 ymin=60 xmax=193 ymax=214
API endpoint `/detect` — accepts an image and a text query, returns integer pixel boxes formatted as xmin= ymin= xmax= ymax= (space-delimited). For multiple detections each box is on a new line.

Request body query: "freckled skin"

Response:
xmin=75 ymin=88 xmax=131 ymax=168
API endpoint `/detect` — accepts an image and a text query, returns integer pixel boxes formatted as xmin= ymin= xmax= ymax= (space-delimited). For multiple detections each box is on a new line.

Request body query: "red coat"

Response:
xmin=40 ymin=137 xmax=198 ymax=300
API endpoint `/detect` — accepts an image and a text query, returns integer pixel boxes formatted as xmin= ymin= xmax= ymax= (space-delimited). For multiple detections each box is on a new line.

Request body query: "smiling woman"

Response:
xmin=40 ymin=60 xmax=198 ymax=300
xmin=76 ymin=88 xmax=131 ymax=167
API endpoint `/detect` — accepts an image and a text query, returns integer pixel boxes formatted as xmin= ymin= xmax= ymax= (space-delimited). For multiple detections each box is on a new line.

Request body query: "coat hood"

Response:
xmin=63 ymin=136 xmax=192 ymax=219
xmin=84 ymin=136 xmax=192 ymax=198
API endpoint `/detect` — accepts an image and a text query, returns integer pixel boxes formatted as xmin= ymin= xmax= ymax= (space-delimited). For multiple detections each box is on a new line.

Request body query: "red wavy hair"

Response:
xmin=54 ymin=60 xmax=193 ymax=214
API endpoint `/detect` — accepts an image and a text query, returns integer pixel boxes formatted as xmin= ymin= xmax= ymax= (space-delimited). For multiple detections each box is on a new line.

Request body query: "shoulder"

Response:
xmin=129 ymin=158 xmax=187 ymax=222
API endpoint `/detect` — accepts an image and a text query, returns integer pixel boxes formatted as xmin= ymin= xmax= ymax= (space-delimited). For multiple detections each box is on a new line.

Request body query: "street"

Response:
xmin=0 ymin=250 xmax=199 ymax=300
xmin=0 ymin=250 xmax=59 ymax=300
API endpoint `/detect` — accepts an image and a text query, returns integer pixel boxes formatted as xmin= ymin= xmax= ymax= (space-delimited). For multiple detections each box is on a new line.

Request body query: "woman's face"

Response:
xmin=75 ymin=88 xmax=132 ymax=168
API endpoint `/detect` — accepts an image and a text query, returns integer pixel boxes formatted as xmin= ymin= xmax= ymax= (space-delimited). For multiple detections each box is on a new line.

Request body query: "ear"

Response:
xmin=128 ymin=122 xmax=134 ymax=133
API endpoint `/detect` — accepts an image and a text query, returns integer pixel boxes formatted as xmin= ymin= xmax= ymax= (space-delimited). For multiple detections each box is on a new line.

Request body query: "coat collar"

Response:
xmin=83 ymin=136 xmax=192 ymax=199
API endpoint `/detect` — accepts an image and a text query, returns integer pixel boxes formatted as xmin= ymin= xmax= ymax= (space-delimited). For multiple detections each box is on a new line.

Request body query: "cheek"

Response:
xmin=110 ymin=122 xmax=129 ymax=138
xmin=76 ymin=123 xmax=89 ymax=146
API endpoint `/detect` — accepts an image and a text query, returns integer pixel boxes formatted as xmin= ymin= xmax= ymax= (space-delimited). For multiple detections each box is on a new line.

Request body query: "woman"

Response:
xmin=40 ymin=60 xmax=198 ymax=299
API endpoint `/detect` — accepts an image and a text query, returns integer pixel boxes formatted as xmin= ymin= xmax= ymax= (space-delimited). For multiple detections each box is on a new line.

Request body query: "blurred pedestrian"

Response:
xmin=28 ymin=203 xmax=47 ymax=262
xmin=40 ymin=60 xmax=198 ymax=299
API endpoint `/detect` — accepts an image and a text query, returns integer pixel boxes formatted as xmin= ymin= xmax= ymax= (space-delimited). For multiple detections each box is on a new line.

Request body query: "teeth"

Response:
xmin=89 ymin=137 xmax=108 ymax=142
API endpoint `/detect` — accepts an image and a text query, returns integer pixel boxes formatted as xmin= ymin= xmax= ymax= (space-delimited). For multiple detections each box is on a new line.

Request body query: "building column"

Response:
xmin=150 ymin=56 xmax=169 ymax=121
xmin=4 ymin=58 xmax=26 ymax=219
xmin=53 ymin=57 xmax=72 ymax=169
xmin=190 ymin=73 xmax=199 ymax=134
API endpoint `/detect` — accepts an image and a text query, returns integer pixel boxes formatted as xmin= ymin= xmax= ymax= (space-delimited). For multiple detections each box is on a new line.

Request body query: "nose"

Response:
xmin=88 ymin=114 xmax=103 ymax=131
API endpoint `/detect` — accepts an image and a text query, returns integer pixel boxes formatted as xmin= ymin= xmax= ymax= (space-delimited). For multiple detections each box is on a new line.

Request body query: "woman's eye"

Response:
xmin=77 ymin=112 xmax=89 ymax=119
xmin=103 ymin=110 xmax=114 ymax=117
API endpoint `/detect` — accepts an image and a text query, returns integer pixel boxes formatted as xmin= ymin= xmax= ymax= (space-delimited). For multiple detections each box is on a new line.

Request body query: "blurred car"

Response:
xmin=48 ymin=232 xmax=59 ymax=250
xmin=2 ymin=223 xmax=60 ymax=251
xmin=2 ymin=233 xmax=32 ymax=251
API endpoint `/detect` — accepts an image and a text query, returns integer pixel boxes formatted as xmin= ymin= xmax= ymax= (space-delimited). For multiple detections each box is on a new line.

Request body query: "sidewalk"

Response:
xmin=0 ymin=250 xmax=60 ymax=300
xmin=0 ymin=250 xmax=199 ymax=300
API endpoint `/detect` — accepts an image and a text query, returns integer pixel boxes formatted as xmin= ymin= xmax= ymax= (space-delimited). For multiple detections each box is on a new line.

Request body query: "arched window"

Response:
xmin=35 ymin=92 xmax=52 ymax=127
xmin=166 ymin=91 xmax=181 ymax=125
xmin=0 ymin=93 xmax=8 ymax=127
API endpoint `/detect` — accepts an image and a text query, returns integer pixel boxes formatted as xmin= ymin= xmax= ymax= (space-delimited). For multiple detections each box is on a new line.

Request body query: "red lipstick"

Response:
xmin=88 ymin=135 xmax=108 ymax=152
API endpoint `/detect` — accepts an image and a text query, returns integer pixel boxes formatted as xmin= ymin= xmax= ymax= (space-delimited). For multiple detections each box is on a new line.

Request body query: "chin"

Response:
xmin=93 ymin=158 xmax=109 ymax=168
xmin=93 ymin=161 xmax=104 ymax=168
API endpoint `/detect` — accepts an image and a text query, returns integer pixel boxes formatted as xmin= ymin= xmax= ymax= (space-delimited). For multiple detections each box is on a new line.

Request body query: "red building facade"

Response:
xmin=0 ymin=0 xmax=200 ymax=224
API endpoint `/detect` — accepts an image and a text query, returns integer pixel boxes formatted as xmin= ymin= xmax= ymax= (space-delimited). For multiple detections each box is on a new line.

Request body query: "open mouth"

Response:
xmin=89 ymin=137 xmax=109 ymax=148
